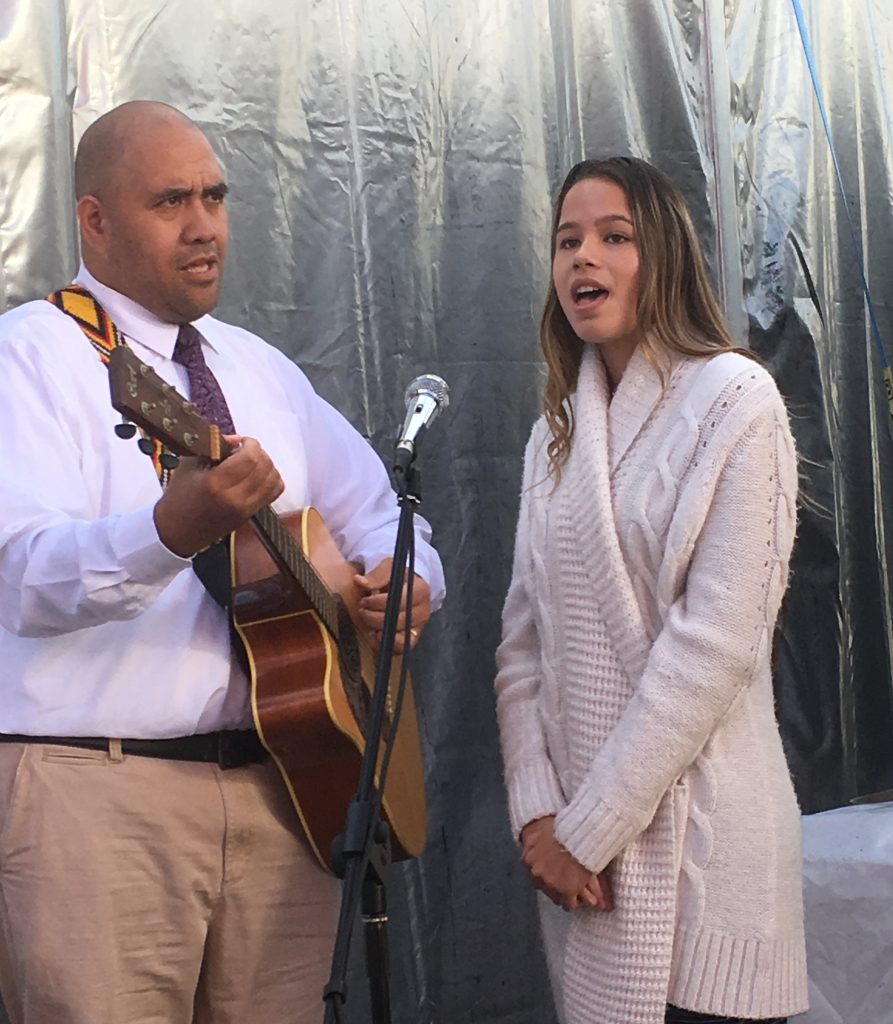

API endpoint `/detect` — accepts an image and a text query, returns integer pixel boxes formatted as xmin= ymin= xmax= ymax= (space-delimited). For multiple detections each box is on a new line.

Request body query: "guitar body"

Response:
xmin=231 ymin=508 xmax=427 ymax=873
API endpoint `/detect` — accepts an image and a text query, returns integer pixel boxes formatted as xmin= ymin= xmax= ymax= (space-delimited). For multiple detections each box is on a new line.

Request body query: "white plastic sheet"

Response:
xmin=3 ymin=1 xmax=893 ymax=1021
xmin=802 ymin=804 xmax=893 ymax=1024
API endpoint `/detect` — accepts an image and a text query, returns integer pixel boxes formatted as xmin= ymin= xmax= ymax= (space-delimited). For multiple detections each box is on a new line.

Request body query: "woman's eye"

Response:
xmin=558 ymin=237 xmax=578 ymax=250
xmin=606 ymin=232 xmax=629 ymax=244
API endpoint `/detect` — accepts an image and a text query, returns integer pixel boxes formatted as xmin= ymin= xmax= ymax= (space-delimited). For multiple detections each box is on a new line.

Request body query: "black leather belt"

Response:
xmin=0 ymin=730 xmax=269 ymax=769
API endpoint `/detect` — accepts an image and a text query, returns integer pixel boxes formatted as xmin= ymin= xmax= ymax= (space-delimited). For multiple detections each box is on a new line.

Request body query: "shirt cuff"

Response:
xmin=553 ymin=796 xmax=635 ymax=874
xmin=506 ymin=760 xmax=566 ymax=841
xmin=108 ymin=503 xmax=192 ymax=585
xmin=408 ymin=546 xmax=446 ymax=609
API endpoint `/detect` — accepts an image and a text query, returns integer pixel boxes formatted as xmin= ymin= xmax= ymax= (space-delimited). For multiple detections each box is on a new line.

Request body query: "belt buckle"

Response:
xmin=216 ymin=732 xmax=244 ymax=770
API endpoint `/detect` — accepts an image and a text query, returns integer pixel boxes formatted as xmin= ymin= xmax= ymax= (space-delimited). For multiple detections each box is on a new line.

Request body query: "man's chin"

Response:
xmin=169 ymin=285 xmax=221 ymax=324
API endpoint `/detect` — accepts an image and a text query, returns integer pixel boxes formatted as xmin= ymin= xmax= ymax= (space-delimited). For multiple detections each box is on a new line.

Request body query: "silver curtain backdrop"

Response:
xmin=2 ymin=1 xmax=893 ymax=1021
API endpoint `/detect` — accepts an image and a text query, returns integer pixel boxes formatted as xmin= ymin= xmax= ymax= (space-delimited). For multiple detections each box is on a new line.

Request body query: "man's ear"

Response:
xmin=76 ymin=194 xmax=108 ymax=255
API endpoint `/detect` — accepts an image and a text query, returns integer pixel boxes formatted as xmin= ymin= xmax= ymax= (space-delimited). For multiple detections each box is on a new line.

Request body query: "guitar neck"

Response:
xmin=103 ymin=347 xmax=342 ymax=632
xmin=250 ymin=505 xmax=341 ymax=639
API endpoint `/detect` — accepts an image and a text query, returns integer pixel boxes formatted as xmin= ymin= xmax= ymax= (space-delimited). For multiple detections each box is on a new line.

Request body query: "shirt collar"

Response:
xmin=74 ymin=265 xmax=219 ymax=359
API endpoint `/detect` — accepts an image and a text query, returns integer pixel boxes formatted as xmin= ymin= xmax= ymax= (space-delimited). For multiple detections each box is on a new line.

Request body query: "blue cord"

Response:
xmin=790 ymin=0 xmax=893 ymax=409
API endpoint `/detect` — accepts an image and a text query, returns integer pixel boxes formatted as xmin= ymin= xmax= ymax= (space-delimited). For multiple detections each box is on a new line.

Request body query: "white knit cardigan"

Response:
xmin=495 ymin=344 xmax=808 ymax=1023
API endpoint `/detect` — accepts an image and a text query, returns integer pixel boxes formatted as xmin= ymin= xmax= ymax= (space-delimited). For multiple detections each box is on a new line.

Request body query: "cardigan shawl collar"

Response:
xmin=569 ymin=344 xmax=667 ymax=682
xmin=605 ymin=343 xmax=670 ymax=474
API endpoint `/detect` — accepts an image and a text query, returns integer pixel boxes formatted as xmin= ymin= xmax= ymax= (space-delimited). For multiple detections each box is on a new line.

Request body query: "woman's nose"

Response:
xmin=573 ymin=237 xmax=600 ymax=268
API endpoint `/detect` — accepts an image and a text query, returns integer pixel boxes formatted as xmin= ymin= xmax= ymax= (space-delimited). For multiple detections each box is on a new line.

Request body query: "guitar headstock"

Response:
xmin=108 ymin=345 xmax=227 ymax=462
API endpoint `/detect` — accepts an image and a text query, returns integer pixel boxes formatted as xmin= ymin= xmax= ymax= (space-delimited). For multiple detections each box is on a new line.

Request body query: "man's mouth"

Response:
xmin=181 ymin=256 xmax=218 ymax=279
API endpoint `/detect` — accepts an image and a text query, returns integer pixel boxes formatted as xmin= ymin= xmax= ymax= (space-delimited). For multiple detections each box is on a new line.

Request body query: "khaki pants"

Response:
xmin=0 ymin=742 xmax=340 ymax=1024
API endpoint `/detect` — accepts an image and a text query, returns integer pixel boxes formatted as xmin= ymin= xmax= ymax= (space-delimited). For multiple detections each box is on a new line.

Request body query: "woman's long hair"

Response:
xmin=542 ymin=156 xmax=747 ymax=480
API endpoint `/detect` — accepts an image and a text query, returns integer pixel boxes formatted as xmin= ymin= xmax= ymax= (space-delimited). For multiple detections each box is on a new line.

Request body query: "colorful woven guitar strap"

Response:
xmin=47 ymin=285 xmax=235 ymax=611
xmin=46 ymin=284 xmax=171 ymax=486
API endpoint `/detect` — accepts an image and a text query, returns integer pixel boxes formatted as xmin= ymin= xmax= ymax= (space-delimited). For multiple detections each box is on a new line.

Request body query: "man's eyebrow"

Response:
xmin=151 ymin=182 xmax=229 ymax=203
xmin=152 ymin=186 xmax=192 ymax=204
xmin=556 ymin=214 xmax=634 ymax=233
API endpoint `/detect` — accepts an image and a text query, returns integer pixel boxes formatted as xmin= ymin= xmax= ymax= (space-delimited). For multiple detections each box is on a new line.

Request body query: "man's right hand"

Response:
xmin=153 ymin=435 xmax=284 ymax=558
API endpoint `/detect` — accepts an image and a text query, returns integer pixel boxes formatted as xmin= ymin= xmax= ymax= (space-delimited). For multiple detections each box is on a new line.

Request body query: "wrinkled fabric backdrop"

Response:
xmin=1 ymin=0 xmax=892 ymax=1021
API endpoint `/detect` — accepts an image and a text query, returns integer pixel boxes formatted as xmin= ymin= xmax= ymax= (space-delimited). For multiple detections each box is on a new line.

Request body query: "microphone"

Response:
xmin=393 ymin=374 xmax=450 ymax=474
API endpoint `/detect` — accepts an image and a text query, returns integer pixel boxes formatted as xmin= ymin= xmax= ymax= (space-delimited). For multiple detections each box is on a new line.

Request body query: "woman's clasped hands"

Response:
xmin=520 ymin=815 xmax=614 ymax=913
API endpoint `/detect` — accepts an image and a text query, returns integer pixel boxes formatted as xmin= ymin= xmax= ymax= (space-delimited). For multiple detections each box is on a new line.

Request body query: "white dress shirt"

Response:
xmin=0 ymin=266 xmax=445 ymax=738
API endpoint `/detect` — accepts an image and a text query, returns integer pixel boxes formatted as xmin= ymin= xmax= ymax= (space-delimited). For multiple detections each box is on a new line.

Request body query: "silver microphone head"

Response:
xmin=404 ymin=374 xmax=450 ymax=411
xmin=394 ymin=374 xmax=450 ymax=472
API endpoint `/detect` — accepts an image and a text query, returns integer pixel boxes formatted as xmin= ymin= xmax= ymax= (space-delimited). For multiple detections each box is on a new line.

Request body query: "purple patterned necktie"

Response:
xmin=171 ymin=322 xmax=236 ymax=609
xmin=172 ymin=322 xmax=236 ymax=434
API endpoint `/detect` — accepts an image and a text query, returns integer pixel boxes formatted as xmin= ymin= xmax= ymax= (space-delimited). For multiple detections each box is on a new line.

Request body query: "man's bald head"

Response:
xmin=75 ymin=101 xmax=229 ymax=323
xmin=74 ymin=101 xmax=199 ymax=200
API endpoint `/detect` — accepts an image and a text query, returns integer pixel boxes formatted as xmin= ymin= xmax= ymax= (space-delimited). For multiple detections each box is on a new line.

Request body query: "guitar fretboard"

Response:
xmin=251 ymin=505 xmax=341 ymax=638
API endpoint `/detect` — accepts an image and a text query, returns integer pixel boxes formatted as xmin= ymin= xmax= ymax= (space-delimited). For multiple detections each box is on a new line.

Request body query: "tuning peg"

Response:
xmin=137 ymin=437 xmax=155 ymax=456
xmin=115 ymin=418 xmax=137 ymax=439
xmin=159 ymin=449 xmax=180 ymax=471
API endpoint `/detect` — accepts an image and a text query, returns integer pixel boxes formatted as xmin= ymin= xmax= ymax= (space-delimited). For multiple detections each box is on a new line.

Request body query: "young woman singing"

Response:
xmin=494 ymin=157 xmax=808 ymax=1024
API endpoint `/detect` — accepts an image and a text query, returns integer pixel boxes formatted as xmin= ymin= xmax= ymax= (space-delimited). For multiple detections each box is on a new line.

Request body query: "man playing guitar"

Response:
xmin=0 ymin=100 xmax=444 ymax=1024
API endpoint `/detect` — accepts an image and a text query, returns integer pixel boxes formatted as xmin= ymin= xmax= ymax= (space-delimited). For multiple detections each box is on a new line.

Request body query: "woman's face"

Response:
xmin=552 ymin=177 xmax=643 ymax=360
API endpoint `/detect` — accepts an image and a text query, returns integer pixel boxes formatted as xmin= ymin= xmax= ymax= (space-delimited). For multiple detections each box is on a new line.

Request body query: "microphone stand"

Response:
xmin=322 ymin=464 xmax=421 ymax=1024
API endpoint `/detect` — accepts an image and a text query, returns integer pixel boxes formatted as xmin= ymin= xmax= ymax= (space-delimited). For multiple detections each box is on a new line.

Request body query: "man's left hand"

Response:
xmin=355 ymin=559 xmax=431 ymax=652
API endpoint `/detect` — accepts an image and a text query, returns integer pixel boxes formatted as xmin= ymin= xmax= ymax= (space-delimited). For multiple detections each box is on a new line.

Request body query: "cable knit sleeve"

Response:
xmin=495 ymin=429 xmax=567 ymax=839
xmin=553 ymin=397 xmax=798 ymax=872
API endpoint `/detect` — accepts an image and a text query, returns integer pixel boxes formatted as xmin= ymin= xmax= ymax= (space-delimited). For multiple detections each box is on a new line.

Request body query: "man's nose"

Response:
xmin=183 ymin=201 xmax=219 ymax=244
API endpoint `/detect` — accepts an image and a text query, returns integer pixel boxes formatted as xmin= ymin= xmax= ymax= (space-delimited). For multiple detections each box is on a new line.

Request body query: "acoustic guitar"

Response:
xmin=107 ymin=345 xmax=427 ymax=873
